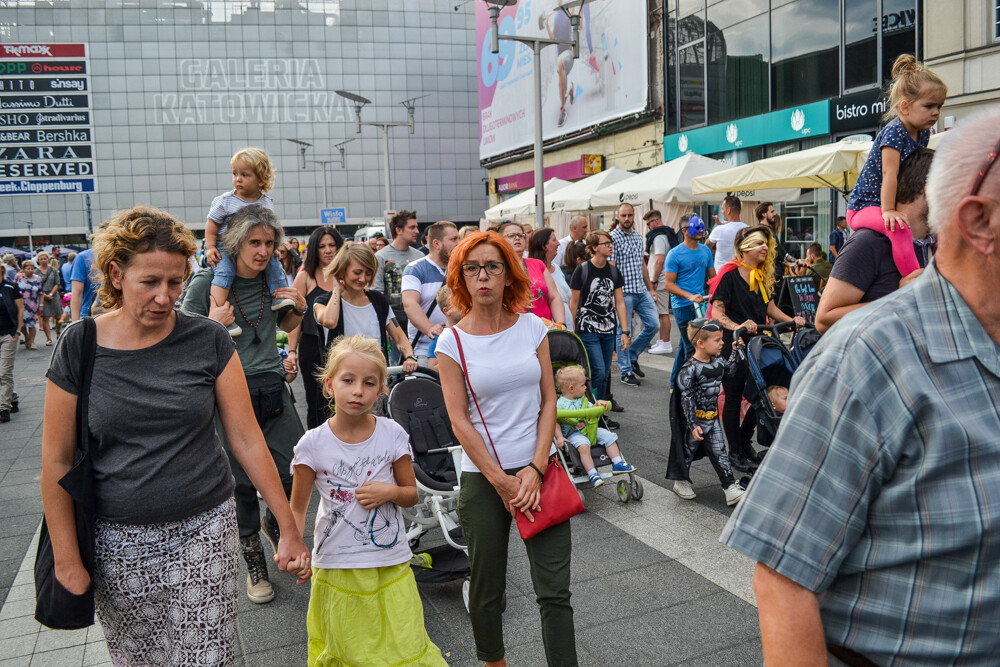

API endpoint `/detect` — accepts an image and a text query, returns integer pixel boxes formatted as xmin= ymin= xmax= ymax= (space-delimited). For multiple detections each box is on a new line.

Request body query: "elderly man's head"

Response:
xmin=928 ymin=108 xmax=1000 ymax=271
xmin=569 ymin=216 xmax=589 ymax=241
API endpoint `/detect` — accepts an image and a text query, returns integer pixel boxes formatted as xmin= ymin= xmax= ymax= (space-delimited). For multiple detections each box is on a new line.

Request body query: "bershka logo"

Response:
xmin=726 ymin=124 xmax=738 ymax=144
xmin=790 ymin=108 xmax=806 ymax=132
xmin=3 ymin=45 xmax=52 ymax=57
xmin=678 ymin=134 xmax=688 ymax=152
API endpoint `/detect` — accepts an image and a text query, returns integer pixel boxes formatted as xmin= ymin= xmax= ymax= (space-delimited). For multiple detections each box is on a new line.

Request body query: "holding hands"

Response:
xmin=275 ymin=534 xmax=312 ymax=584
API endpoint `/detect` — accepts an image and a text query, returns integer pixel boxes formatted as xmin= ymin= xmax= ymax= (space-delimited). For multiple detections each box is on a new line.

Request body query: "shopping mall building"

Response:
xmin=0 ymin=1 xmax=487 ymax=245
xmin=482 ymin=0 xmax=998 ymax=257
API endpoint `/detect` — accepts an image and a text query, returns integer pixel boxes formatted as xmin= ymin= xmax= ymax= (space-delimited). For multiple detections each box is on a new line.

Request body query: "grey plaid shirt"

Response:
xmin=610 ymin=226 xmax=646 ymax=293
xmin=722 ymin=261 xmax=1000 ymax=665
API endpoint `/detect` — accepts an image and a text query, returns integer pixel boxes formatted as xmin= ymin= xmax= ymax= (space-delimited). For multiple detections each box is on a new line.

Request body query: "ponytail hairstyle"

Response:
xmin=884 ymin=54 xmax=947 ymax=122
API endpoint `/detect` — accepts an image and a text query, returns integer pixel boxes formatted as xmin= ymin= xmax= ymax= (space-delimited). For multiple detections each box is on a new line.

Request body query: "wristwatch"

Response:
xmin=405 ymin=355 xmax=418 ymax=363
xmin=622 ymin=330 xmax=631 ymax=336
xmin=291 ymin=307 xmax=306 ymax=317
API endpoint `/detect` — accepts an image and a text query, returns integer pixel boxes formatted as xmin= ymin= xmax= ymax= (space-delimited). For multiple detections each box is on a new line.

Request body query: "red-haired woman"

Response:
xmin=436 ymin=231 xmax=577 ymax=666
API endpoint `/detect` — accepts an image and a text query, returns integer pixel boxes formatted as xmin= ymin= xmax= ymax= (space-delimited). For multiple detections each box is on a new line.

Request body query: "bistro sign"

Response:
xmin=0 ymin=43 xmax=95 ymax=195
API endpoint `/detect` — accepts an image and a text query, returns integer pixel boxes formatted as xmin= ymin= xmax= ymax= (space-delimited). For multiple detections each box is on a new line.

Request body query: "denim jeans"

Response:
xmin=577 ymin=332 xmax=614 ymax=401
xmin=670 ymin=303 xmax=697 ymax=388
xmin=212 ymin=253 xmax=288 ymax=296
xmin=616 ymin=291 xmax=659 ymax=371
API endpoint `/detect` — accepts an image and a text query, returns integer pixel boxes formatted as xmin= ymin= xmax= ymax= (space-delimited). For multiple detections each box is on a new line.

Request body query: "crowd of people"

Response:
xmin=15 ymin=50 xmax=1000 ymax=666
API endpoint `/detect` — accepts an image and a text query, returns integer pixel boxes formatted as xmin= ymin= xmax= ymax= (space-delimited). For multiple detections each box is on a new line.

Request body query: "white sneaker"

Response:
xmin=724 ymin=484 xmax=745 ymax=506
xmin=270 ymin=297 xmax=295 ymax=311
xmin=649 ymin=340 xmax=673 ymax=355
xmin=673 ymin=480 xmax=696 ymax=499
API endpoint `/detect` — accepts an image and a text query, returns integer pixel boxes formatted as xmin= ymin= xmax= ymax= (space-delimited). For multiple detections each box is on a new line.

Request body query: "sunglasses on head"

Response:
xmin=689 ymin=318 xmax=722 ymax=333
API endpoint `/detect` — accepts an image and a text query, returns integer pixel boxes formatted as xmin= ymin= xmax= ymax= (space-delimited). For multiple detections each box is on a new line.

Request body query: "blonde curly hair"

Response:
xmin=231 ymin=147 xmax=276 ymax=193
xmin=92 ymin=206 xmax=197 ymax=309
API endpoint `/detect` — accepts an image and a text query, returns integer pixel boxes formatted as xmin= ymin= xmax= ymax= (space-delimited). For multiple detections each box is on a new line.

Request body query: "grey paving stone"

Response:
xmin=241 ymin=644 xmax=305 ymax=667
xmin=0 ymin=615 xmax=41 ymax=641
xmin=0 ymin=656 xmax=32 ymax=667
xmin=32 ymin=627 xmax=89 ymax=654
xmin=0 ymin=632 xmax=37 ymax=659
xmin=28 ymin=644 xmax=85 ymax=667
xmin=81 ymin=641 xmax=110 ymax=666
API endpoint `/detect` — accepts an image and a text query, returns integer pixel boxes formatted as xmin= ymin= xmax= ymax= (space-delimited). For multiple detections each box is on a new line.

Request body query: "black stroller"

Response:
xmin=738 ymin=322 xmax=800 ymax=448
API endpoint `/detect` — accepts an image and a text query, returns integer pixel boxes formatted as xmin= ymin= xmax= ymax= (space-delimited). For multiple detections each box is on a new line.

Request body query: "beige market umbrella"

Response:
xmin=690 ymin=139 xmax=874 ymax=197
xmin=590 ymin=153 xmax=799 ymax=209
xmin=484 ymin=178 xmax=572 ymax=220
xmin=545 ymin=167 xmax=636 ymax=212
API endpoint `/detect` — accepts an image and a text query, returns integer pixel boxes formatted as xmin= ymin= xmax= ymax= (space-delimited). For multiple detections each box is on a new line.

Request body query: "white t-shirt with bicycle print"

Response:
xmin=291 ymin=416 xmax=414 ymax=569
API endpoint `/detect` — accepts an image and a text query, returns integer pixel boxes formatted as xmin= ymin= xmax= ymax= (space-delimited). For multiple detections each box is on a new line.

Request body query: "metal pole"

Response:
xmin=321 ymin=163 xmax=329 ymax=209
xmin=85 ymin=194 xmax=93 ymax=238
xmin=533 ymin=40 xmax=544 ymax=230
xmin=382 ymin=124 xmax=392 ymax=211
xmin=26 ymin=221 xmax=33 ymax=254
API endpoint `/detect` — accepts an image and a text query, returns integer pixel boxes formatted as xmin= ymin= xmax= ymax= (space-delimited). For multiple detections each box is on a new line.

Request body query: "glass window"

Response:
xmin=678 ymin=41 xmax=706 ymax=128
xmin=678 ymin=11 xmax=705 ymax=44
xmin=881 ymin=0 xmax=917 ymax=84
xmin=678 ymin=0 xmax=705 ymax=17
xmin=707 ymin=11 xmax=769 ymax=125
xmin=707 ymin=0 xmax=767 ymax=30
xmin=771 ymin=0 xmax=840 ymax=109
xmin=844 ymin=0 xmax=878 ymax=90
xmin=995 ymin=0 xmax=1000 ymax=41
xmin=666 ymin=12 xmax=679 ymax=133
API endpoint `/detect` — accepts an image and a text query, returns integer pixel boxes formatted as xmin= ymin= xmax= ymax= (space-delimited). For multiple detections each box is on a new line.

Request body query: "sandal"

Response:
xmin=46 ymin=340 xmax=53 ymax=346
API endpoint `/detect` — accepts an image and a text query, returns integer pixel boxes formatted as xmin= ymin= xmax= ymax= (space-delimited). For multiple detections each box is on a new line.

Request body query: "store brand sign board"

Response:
xmin=665 ymin=101 xmax=829 ymax=161
xmin=829 ymin=89 xmax=887 ymax=134
xmin=321 ymin=208 xmax=347 ymax=225
xmin=0 ymin=43 xmax=96 ymax=196
xmin=493 ymin=157 xmax=595 ymax=194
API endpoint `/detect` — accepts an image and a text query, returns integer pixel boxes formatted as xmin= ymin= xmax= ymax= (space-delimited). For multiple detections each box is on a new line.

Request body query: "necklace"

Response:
xmin=232 ymin=273 xmax=267 ymax=344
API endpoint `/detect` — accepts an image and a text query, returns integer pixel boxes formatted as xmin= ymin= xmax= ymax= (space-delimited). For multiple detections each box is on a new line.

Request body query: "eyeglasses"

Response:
xmin=971 ymin=137 xmax=1000 ymax=197
xmin=595 ymin=240 xmax=613 ymax=247
xmin=503 ymin=232 xmax=526 ymax=241
xmin=461 ymin=261 xmax=506 ymax=277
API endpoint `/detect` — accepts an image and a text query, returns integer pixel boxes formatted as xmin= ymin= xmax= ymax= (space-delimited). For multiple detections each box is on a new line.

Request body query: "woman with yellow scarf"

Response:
xmin=707 ymin=225 xmax=805 ymax=472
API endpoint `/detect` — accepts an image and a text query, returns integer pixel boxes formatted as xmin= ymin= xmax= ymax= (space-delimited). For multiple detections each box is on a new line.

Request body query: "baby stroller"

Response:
xmin=548 ymin=329 xmax=643 ymax=503
xmin=736 ymin=322 xmax=800 ymax=449
xmin=385 ymin=367 xmax=474 ymax=609
xmin=790 ymin=325 xmax=821 ymax=365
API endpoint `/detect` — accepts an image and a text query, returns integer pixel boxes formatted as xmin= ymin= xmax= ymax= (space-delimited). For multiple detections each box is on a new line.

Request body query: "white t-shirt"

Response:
xmin=554 ymin=234 xmax=573 ymax=271
xmin=341 ymin=299 xmax=391 ymax=343
xmin=435 ymin=314 xmax=549 ymax=473
xmin=290 ymin=417 xmax=414 ymax=569
xmin=400 ymin=255 xmax=447 ymax=356
xmin=649 ymin=233 xmax=672 ymax=289
xmin=708 ymin=220 xmax=748 ymax=272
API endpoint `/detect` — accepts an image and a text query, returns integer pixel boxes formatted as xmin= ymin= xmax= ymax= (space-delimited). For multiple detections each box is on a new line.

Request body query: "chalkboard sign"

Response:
xmin=785 ymin=276 xmax=818 ymax=324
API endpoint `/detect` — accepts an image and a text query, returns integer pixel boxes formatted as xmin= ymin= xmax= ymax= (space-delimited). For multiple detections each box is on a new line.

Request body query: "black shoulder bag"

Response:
xmin=34 ymin=316 xmax=98 ymax=629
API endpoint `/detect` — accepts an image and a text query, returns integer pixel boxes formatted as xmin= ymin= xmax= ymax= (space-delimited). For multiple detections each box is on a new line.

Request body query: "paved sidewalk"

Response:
xmin=0 ymin=334 xmax=764 ymax=666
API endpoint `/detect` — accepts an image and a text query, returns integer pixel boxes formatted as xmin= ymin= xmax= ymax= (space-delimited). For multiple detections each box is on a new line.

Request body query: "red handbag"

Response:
xmin=453 ymin=328 xmax=585 ymax=540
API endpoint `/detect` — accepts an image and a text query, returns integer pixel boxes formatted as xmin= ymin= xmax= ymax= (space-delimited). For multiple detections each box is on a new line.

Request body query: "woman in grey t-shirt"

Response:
xmin=41 ymin=206 xmax=311 ymax=666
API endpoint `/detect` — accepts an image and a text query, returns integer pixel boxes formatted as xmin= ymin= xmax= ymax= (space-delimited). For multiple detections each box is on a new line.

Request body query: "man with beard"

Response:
xmin=816 ymin=148 xmax=934 ymax=333
xmin=610 ymin=202 xmax=658 ymax=386
xmin=662 ymin=215 xmax=716 ymax=387
xmin=402 ymin=220 xmax=461 ymax=364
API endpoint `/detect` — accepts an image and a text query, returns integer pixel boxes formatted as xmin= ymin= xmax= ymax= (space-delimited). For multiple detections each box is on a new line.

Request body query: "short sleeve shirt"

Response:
xmin=708 ymin=221 xmax=747 ymax=272
xmin=650 ymin=234 xmax=672 ymax=288
xmin=849 ymin=118 xmax=929 ymax=211
xmin=46 ymin=312 xmax=236 ymax=524
xmin=828 ymin=228 xmax=901 ymax=303
xmin=712 ymin=269 xmax=767 ymax=347
xmin=570 ymin=261 xmax=624 ymax=335
xmin=70 ymin=249 xmax=98 ymax=317
xmin=400 ymin=255 xmax=447 ymax=356
xmin=206 ymin=191 xmax=275 ymax=238
xmin=291 ymin=417 xmax=413 ymax=569
xmin=373 ymin=245 xmax=426 ymax=320
xmin=435 ymin=314 xmax=548 ymax=473
xmin=666 ymin=243 xmax=714 ymax=309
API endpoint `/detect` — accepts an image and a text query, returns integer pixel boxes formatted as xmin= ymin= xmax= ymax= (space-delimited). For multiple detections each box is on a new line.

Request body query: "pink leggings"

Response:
xmin=847 ymin=206 xmax=919 ymax=276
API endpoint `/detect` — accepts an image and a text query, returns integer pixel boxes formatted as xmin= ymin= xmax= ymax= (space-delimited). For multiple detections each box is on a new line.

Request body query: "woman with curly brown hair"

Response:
xmin=42 ymin=206 xmax=310 ymax=665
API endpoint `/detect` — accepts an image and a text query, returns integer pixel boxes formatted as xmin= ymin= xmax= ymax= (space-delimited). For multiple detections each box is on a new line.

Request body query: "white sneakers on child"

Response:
xmin=724 ymin=484 xmax=745 ymax=506
xmin=649 ymin=340 xmax=673 ymax=355
xmin=673 ymin=480 xmax=696 ymax=499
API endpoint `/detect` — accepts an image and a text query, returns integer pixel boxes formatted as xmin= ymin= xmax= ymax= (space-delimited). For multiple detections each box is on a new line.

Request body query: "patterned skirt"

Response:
xmin=93 ymin=498 xmax=239 ymax=666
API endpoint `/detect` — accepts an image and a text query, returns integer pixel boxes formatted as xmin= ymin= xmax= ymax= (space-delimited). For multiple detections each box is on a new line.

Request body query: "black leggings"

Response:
xmin=299 ymin=334 xmax=330 ymax=429
xmin=721 ymin=356 xmax=756 ymax=458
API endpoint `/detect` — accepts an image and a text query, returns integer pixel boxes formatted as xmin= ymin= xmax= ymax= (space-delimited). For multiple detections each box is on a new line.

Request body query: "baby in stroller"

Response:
xmin=672 ymin=319 xmax=745 ymax=506
xmin=766 ymin=385 xmax=788 ymax=414
xmin=554 ymin=364 xmax=634 ymax=488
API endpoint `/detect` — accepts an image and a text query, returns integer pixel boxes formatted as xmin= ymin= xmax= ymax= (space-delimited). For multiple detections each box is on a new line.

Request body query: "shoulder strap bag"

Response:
xmin=452 ymin=327 xmax=584 ymax=540
xmin=34 ymin=317 xmax=98 ymax=629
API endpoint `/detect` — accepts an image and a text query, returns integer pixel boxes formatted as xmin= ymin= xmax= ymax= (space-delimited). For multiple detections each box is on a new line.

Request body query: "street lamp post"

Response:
xmin=286 ymin=138 xmax=312 ymax=169
xmin=20 ymin=220 xmax=34 ymax=253
xmin=335 ymin=91 xmax=428 ymax=212
xmin=482 ymin=0 xmax=591 ymax=229
xmin=310 ymin=160 xmax=334 ymax=210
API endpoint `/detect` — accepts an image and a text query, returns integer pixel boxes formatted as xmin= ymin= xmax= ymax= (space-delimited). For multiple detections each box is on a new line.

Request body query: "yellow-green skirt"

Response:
xmin=307 ymin=561 xmax=448 ymax=667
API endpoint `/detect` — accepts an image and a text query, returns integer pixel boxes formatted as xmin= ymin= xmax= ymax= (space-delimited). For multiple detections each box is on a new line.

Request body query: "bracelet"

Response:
xmin=622 ymin=330 xmax=630 ymax=336
xmin=405 ymin=355 xmax=418 ymax=363
xmin=291 ymin=308 xmax=306 ymax=317
xmin=527 ymin=462 xmax=545 ymax=481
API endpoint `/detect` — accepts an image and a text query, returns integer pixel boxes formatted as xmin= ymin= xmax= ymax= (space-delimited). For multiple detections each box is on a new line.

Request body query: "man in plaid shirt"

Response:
xmin=610 ymin=202 xmax=658 ymax=386
xmin=722 ymin=109 xmax=1000 ymax=665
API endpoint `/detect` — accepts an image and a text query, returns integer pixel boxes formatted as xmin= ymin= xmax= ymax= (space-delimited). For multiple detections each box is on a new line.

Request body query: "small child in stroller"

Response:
xmin=674 ymin=318 xmax=745 ymax=506
xmin=554 ymin=364 xmax=635 ymax=488
xmin=766 ymin=385 xmax=788 ymax=414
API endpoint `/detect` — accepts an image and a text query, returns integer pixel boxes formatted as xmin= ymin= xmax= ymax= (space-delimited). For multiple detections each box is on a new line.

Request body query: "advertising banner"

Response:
xmin=0 ymin=44 xmax=96 ymax=196
xmin=476 ymin=0 xmax=648 ymax=161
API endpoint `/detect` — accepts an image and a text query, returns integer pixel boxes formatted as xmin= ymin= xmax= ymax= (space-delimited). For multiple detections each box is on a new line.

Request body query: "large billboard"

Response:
xmin=477 ymin=0 xmax=648 ymax=161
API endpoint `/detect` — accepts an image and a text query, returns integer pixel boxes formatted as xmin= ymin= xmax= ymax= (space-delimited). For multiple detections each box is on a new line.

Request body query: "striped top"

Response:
xmin=722 ymin=261 xmax=1000 ymax=664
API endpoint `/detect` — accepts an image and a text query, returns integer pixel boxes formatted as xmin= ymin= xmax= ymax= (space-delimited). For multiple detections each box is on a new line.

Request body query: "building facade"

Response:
xmin=0 ymin=0 xmax=487 ymax=245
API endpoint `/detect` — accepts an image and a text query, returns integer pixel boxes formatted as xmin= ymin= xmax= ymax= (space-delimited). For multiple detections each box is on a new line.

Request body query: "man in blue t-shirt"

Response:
xmin=829 ymin=216 xmax=847 ymax=262
xmin=70 ymin=248 xmax=99 ymax=320
xmin=663 ymin=215 xmax=716 ymax=387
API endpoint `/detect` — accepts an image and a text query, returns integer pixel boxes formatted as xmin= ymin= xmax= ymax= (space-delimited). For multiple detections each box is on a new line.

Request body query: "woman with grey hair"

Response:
xmin=182 ymin=204 xmax=310 ymax=605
